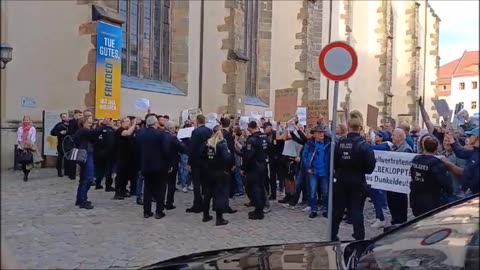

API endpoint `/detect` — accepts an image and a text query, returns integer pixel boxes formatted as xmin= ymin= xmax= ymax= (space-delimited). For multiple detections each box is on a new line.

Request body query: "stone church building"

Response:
xmin=1 ymin=0 xmax=439 ymax=169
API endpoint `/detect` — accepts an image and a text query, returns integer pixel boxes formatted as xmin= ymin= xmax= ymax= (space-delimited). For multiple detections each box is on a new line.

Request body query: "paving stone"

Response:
xmin=1 ymin=168 xmax=393 ymax=269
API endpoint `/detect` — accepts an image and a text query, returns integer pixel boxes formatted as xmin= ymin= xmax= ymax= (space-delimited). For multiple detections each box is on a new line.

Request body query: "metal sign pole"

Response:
xmin=326 ymin=80 xmax=339 ymax=241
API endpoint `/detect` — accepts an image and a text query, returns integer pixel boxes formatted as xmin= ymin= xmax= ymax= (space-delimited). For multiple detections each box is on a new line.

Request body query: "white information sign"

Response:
xmin=43 ymin=111 xmax=64 ymax=156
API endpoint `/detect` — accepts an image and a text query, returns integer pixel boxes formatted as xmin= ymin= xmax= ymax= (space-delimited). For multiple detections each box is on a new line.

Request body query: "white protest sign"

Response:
xmin=177 ymin=127 xmax=194 ymax=139
xmin=297 ymin=107 xmax=307 ymax=126
xmin=264 ymin=111 xmax=273 ymax=118
xmin=366 ymin=150 xmax=416 ymax=194
xmin=239 ymin=116 xmax=249 ymax=130
xmin=135 ymin=98 xmax=150 ymax=111
xmin=205 ymin=113 xmax=218 ymax=130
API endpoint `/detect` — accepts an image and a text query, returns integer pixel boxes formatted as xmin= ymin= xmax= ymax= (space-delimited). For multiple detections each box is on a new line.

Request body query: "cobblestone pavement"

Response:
xmin=2 ymin=169 xmax=392 ymax=269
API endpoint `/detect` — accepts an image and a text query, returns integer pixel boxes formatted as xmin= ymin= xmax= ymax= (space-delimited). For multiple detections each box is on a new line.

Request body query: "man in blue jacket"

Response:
xmin=302 ymin=125 xmax=331 ymax=218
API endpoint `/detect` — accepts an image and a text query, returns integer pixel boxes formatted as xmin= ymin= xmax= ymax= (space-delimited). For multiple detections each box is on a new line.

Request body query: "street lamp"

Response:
xmin=0 ymin=43 xmax=13 ymax=69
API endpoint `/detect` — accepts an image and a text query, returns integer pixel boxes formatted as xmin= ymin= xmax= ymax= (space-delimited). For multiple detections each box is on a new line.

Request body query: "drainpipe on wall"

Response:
xmin=198 ymin=0 xmax=205 ymax=110
xmin=422 ymin=0 xmax=428 ymax=127
xmin=326 ymin=0 xmax=333 ymax=101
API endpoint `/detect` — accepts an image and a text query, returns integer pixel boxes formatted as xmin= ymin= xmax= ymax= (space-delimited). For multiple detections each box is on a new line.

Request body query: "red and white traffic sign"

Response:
xmin=318 ymin=41 xmax=358 ymax=81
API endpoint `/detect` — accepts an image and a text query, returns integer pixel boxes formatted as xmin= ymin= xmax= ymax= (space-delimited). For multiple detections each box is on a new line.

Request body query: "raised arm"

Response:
xmin=418 ymin=97 xmax=434 ymax=134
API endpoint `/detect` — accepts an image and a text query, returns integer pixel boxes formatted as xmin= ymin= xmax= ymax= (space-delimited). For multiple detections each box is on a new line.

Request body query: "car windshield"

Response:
xmin=357 ymin=197 xmax=479 ymax=269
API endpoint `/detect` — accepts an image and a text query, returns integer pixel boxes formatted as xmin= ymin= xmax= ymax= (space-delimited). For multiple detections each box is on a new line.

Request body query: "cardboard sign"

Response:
xmin=367 ymin=105 xmax=379 ymax=128
xmin=433 ymin=99 xmax=451 ymax=119
xmin=307 ymin=100 xmax=328 ymax=128
xmin=275 ymin=89 xmax=298 ymax=122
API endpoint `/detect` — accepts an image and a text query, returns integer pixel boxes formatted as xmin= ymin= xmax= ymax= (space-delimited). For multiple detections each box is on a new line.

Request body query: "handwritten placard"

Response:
xmin=307 ymin=100 xmax=328 ymax=128
xmin=275 ymin=89 xmax=298 ymax=122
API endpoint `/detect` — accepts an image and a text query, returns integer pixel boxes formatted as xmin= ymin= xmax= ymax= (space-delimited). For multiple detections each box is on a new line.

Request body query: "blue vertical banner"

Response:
xmin=96 ymin=21 xmax=122 ymax=119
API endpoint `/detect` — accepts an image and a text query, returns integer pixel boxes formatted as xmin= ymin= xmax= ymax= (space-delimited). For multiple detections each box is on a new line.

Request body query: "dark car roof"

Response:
xmin=141 ymin=195 xmax=479 ymax=270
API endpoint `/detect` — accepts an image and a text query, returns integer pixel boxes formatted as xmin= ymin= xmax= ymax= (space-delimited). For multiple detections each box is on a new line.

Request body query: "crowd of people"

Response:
xmin=15 ymin=96 xmax=479 ymax=240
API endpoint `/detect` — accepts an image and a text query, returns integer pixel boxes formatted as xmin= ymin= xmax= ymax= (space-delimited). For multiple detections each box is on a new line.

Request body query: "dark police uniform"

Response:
xmin=410 ymin=154 xmax=452 ymax=217
xmin=332 ymin=133 xmax=376 ymax=241
xmin=93 ymin=124 xmax=115 ymax=190
xmin=203 ymin=139 xmax=232 ymax=224
xmin=188 ymin=125 xmax=214 ymax=212
xmin=50 ymin=121 xmax=69 ymax=177
xmin=242 ymin=131 xmax=269 ymax=219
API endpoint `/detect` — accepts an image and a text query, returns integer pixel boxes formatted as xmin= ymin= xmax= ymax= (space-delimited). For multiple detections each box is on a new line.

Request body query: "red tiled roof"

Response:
xmin=438 ymin=51 xmax=480 ymax=82
xmin=453 ymin=51 xmax=479 ymax=78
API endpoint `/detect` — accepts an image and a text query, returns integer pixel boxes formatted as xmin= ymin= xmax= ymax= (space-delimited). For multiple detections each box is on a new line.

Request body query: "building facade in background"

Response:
xmin=437 ymin=50 xmax=479 ymax=117
xmin=0 ymin=0 xmax=439 ymax=169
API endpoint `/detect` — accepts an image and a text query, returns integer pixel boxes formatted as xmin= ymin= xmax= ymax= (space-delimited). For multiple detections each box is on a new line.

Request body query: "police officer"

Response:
xmin=93 ymin=117 xmax=115 ymax=191
xmin=50 ymin=113 xmax=70 ymax=177
xmin=240 ymin=121 xmax=269 ymax=220
xmin=332 ymin=118 xmax=376 ymax=241
xmin=187 ymin=115 xmax=213 ymax=213
xmin=203 ymin=127 xmax=231 ymax=226
xmin=410 ymin=136 xmax=452 ymax=217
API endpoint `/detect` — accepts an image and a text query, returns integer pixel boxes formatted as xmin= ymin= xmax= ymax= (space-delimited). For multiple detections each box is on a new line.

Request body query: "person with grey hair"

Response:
xmin=164 ymin=121 xmax=188 ymax=210
xmin=387 ymin=128 xmax=413 ymax=226
xmin=136 ymin=115 xmax=170 ymax=219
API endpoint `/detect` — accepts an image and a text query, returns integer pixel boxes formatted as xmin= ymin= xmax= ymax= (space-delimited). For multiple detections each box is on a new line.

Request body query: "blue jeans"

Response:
xmin=178 ymin=154 xmax=191 ymax=187
xmin=369 ymin=187 xmax=387 ymax=221
xmin=136 ymin=172 xmax=144 ymax=200
xmin=86 ymin=152 xmax=94 ymax=184
xmin=292 ymin=166 xmax=307 ymax=205
xmin=234 ymin=167 xmax=245 ymax=194
xmin=76 ymin=152 xmax=94 ymax=205
xmin=309 ymin=175 xmax=328 ymax=213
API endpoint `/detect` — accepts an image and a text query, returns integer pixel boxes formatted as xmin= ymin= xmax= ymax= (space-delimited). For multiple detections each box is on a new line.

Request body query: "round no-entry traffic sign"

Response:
xmin=318 ymin=41 xmax=358 ymax=81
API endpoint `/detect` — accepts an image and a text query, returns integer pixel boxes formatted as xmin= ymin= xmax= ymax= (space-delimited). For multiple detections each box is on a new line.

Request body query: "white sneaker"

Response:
xmin=182 ymin=187 xmax=188 ymax=193
xmin=371 ymin=219 xmax=387 ymax=228
xmin=302 ymin=206 xmax=311 ymax=212
xmin=187 ymin=185 xmax=194 ymax=191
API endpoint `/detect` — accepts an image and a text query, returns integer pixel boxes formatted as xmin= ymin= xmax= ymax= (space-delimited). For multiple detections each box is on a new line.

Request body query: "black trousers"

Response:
xmin=94 ymin=156 xmax=113 ymax=187
xmin=56 ymin=146 xmax=68 ymax=176
xmin=203 ymin=170 xmax=229 ymax=216
xmin=143 ymin=171 xmax=167 ymax=214
xmin=268 ymin=159 xmax=281 ymax=198
xmin=191 ymin=164 xmax=206 ymax=209
xmin=331 ymin=180 xmax=368 ymax=241
xmin=387 ymin=191 xmax=408 ymax=225
xmin=65 ymin=158 xmax=77 ymax=179
xmin=166 ymin=167 xmax=178 ymax=206
xmin=115 ymin=162 xmax=136 ymax=195
xmin=246 ymin=169 xmax=266 ymax=213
